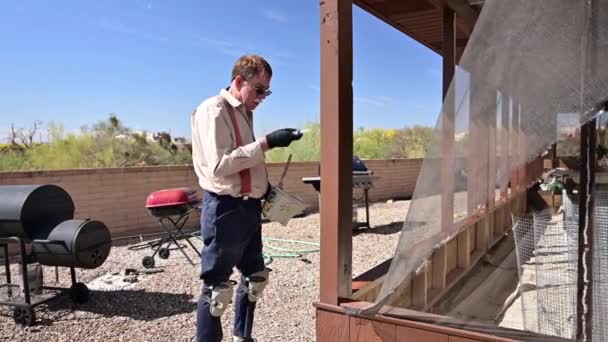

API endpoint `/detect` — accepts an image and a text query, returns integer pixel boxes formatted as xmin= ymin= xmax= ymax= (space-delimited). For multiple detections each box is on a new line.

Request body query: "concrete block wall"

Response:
xmin=0 ymin=159 xmax=421 ymax=238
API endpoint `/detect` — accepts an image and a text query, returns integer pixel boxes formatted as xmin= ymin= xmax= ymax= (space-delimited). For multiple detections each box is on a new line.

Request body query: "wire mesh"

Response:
xmin=511 ymin=190 xmax=608 ymax=340
xmin=563 ymin=190 xmax=608 ymax=341
xmin=366 ymin=0 xmax=608 ymax=339
xmin=512 ymin=214 xmax=540 ymax=333
xmin=512 ymin=210 xmax=577 ymax=339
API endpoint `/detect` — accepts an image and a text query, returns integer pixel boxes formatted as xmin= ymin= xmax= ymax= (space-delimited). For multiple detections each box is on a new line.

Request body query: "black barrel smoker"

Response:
xmin=0 ymin=184 xmax=112 ymax=326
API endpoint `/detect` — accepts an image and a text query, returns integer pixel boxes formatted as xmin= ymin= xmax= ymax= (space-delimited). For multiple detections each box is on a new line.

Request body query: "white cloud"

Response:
xmin=262 ymin=9 xmax=288 ymax=23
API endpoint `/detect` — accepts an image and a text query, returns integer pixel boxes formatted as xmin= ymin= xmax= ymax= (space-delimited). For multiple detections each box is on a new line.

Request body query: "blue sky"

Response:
xmin=0 ymin=0 xmax=443 ymax=140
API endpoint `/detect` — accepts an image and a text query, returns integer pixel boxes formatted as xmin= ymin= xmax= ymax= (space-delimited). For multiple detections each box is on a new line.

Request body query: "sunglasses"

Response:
xmin=245 ymin=80 xmax=272 ymax=97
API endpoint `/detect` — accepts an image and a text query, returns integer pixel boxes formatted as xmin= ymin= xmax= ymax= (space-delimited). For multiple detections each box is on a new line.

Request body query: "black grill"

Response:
xmin=0 ymin=184 xmax=74 ymax=240
xmin=0 ymin=184 xmax=112 ymax=327
xmin=302 ymin=156 xmax=375 ymax=229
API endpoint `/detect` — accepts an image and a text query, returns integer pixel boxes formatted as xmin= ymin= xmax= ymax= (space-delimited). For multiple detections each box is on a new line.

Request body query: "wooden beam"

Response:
xmin=476 ymin=84 xmax=490 ymax=212
xmin=412 ymin=266 xmax=428 ymax=308
xmin=468 ymin=72 xmax=487 ymax=214
xmin=316 ymin=309 xmax=350 ymax=341
xmin=319 ymin=0 xmax=353 ymax=305
xmin=474 ymin=217 xmax=484 ymax=251
xmin=432 ymin=245 xmax=448 ymax=290
xmin=369 ymin=0 xmax=435 ymax=16
xmin=445 ymin=0 xmax=479 ymax=35
xmin=350 ymin=317 xmax=397 ymax=341
xmin=441 ymin=5 xmax=456 ymax=232
xmin=428 ymin=0 xmax=479 ymax=35
xmin=429 ymin=38 xmax=469 ymax=52
xmin=500 ymin=94 xmax=509 ymax=199
xmin=510 ymin=101 xmax=520 ymax=191
xmin=518 ymin=104 xmax=527 ymax=188
xmin=352 ymin=0 xmax=441 ymax=54
xmin=576 ymin=118 xmax=595 ymax=341
xmin=487 ymin=92 xmax=497 ymax=210
xmin=457 ymin=228 xmax=471 ymax=268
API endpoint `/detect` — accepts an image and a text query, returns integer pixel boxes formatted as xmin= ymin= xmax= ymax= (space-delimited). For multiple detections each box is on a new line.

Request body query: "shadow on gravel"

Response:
xmin=31 ymin=289 xmax=196 ymax=325
xmin=353 ymin=220 xmax=412 ymax=236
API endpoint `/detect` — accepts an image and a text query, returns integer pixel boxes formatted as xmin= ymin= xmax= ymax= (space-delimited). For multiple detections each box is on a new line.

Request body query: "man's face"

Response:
xmin=237 ymin=72 xmax=271 ymax=112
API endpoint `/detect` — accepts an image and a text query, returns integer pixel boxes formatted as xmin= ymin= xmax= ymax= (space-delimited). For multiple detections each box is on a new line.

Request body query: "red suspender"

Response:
xmin=224 ymin=102 xmax=252 ymax=195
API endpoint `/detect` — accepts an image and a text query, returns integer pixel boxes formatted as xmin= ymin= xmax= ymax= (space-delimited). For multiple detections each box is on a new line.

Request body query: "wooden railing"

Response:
xmin=351 ymin=156 xmax=544 ymax=311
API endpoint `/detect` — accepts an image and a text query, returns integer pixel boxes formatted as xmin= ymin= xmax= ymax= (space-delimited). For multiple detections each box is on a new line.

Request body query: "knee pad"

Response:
xmin=208 ymin=281 xmax=236 ymax=317
xmin=245 ymin=268 xmax=270 ymax=302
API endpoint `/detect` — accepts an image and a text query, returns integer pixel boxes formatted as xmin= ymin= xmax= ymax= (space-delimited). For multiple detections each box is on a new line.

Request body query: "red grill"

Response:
xmin=145 ymin=188 xmax=200 ymax=217
xmin=141 ymin=188 xmax=201 ymax=268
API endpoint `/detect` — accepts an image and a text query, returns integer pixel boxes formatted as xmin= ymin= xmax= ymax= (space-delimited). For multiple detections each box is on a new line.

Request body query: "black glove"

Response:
xmin=265 ymin=128 xmax=303 ymax=149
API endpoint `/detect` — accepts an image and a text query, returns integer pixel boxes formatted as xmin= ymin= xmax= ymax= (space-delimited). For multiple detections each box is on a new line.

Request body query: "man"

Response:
xmin=191 ymin=54 xmax=302 ymax=342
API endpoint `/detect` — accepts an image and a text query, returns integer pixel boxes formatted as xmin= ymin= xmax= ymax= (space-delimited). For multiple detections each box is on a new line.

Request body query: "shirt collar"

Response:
xmin=220 ymin=88 xmax=243 ymax=109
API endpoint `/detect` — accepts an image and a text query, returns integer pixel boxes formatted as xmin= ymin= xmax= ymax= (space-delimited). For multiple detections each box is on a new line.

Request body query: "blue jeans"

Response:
xmin=196 ymin=191 xmax=265 ymax=342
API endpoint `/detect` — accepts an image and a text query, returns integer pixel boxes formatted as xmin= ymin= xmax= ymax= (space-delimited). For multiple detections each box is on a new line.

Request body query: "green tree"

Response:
xmin=265 ymin=122 xmax=321 ymax=162
xmin=354 ymin=127 xmax=396 ymax=159
xmin=1 ymin=114 xmax=193 ymax=171
xmin=386 ymin=126 xmax=435 ymax=159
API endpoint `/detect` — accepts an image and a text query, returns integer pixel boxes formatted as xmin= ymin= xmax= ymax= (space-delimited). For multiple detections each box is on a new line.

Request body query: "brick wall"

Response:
xmin=0 ymin=159 xmax=421 ymax=238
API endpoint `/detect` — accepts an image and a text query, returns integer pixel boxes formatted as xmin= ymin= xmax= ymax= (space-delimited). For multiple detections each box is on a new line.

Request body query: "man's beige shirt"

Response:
xmin=191 ymin=89 xmax=268 ymax=199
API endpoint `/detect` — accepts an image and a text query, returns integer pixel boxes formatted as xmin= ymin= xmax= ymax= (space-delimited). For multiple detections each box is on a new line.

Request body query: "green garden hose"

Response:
xmin=261 ymin=237 xmax=320 ymax=266
xmin=190 ymin=232 xmax=319 ymax=266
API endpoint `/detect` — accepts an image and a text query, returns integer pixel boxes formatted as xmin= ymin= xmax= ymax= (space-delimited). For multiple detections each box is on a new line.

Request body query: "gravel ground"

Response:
xmin=0 ymin=200 xmax=408 ymax=342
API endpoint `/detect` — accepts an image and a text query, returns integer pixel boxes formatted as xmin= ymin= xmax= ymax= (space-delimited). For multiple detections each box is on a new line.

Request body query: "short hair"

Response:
xmin=231 ymin=55 xmax=272 ymax=81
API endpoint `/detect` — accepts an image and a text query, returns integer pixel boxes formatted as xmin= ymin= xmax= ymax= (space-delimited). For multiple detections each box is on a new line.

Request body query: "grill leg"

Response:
xmin=182 ymin=235 xmax=201 ymax=257
xmin=364 ymin=188 xmax=370 ymax=228
xmin=2 ymin=244 xmax=11 ymax=297
xmin=70 ymin=267 xmax=77 ymax=285
xmin=17 ymin=238 xmax=31 ymax=305
xmin=171 ymin=215 xmax=201 ymax=257
xmin=160 ymin=217 xmax=195 ymax=265
xmin=149 ymin=217 xmax=175 ymax=258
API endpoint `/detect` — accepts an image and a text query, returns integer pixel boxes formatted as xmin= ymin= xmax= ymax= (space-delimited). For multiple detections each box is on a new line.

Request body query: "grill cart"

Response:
xmin=142 ymin=187 xmax=202 ymax=268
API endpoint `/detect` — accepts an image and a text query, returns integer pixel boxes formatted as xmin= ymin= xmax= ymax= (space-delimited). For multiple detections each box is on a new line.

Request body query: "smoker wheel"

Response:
xmin=142 ymin=256 xmax=155 ymax=269
xmin=70 ymin=282 xmax=90 ymax=304
xmin=13 ymin=305 xmax=35 ymax=327
xmin=158 ymin=248 xmax=170 ymax=259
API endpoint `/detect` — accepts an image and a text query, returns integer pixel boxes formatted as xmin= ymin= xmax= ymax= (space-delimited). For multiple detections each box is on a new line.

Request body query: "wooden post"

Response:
xmin=457 ymin=228 xmax=471 ymax=268
xmin=518 ymin=104 xmax=527 ymax=189
xmin=488 ymin=93 xmax=497 ymax=210
xmin=477 ymin=91 xmax=490 ymax=214
xmin=550 ymin=143 xmax=557 ymax=168
xmin=510 ymin=101 xmax=520 ymax=192
xmin=468 ymin=72 xmax=492 ymax=214
xmin=467 ymin=80 xmax=480 ymax=215
xmin=441 ymin=5 xmax=456 ymax=233
xmin=412 ymin=266 xmax=428 ymax=309
xmin=500 ymin=94 xmax=510 ymax=199
xmin=431 ymin=245 xmax=447 ymax=290
xmin=576 ymin=119 xmax=595 ymax=340
xmin=319 ymin=0 xmax=353 ymax=304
